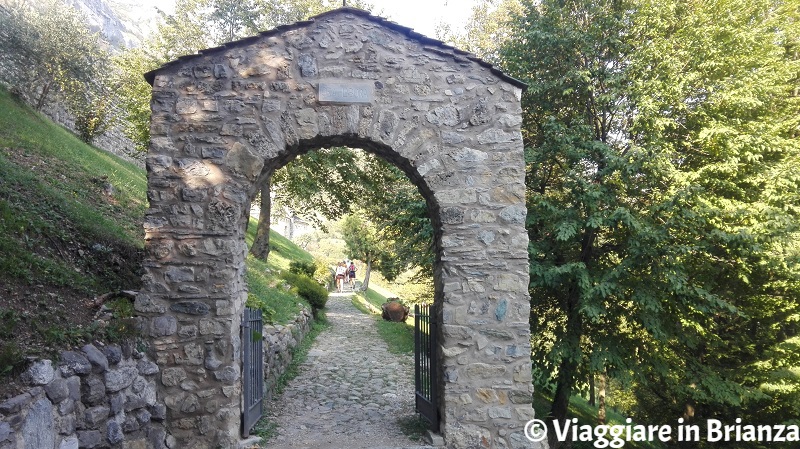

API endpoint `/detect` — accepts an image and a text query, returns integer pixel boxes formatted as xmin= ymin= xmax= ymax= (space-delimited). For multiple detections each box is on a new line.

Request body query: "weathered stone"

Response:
xmin=81 ymin=344 xmax=109 ymax=374
xmin=105 ymin=366 xmax=138 ymax=392
xmin=77 ymin=430 xmax=102 ymax=449
xmin=109 ymin=392 xmax=125 ymax=415
xmin=103 ymin=345 xmax=123 ymax=365
xmin=151 ymin=316 xmax=177 ymax=337
xmin=23 ymin=360 xmax=55 ymax=386
xmin=84 ymin=405 xmax=110 ymax=427
xmin=107 ymin=420 xmax=124 ymax=445
xmin=59 ymin=351 xmax=92 ymax=376
xmin=81 ymin=375 xmax=106 ymax=405
xmin=0 ymin=421 xmax=12 ymax=444
xmin=161 ymin=368 xmax=188 ymax=387
xmin=169 ymin=301 xmax=210 ymax=316
xmin=22 ymin=398 xmax=55 ymax=449
xmin=58 ymin=436 xmax=79 ymax=449
xmin=441 ymin=207 xmax=464 ymax=225
xmin=139 ymin=8 xmax=531 ymax=449
xmin=44 ymin=377 xmax=69 ymax=404
xmin=213 ymin=366 xmax=239 ymax=384
xmin=137 ymin=360 xmax=160 ymax=376
xmin=465 ymin=363 xmax=508 ymax=379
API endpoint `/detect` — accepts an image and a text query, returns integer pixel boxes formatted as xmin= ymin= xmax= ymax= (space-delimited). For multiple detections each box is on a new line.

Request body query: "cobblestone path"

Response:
xmin=264 ymin=293 xmax=434 ymax=449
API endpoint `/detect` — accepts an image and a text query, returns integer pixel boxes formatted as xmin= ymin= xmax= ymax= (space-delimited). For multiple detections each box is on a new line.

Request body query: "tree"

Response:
xmin=0 ymin=0 xmax=114 ymax=134
xmin=623 ymin=0 xmax=800 ymax=434
xmin=500 ymin=0 xmax=800 ymax=439
xmin=341 ymin=213 xmax=384 ymax=291
xmin=436 ymin=0 xmax=522 ymax=64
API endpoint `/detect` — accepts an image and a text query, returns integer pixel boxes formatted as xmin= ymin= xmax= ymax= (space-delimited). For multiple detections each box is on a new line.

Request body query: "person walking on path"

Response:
xmin=334 ymin=261 xmax=347 ymax=293
xmin=348 ymin=261 xmax=357 ymax=288
xmin=264 ymin=293 xmax=430 ymax=449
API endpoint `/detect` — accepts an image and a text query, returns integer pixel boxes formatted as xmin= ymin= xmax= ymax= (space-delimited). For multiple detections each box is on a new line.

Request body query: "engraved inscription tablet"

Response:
xmin=318 ymin=80 xmax=374 ymax=104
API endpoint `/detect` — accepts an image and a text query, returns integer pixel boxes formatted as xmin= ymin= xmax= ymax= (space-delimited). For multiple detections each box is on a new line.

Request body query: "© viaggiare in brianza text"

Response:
xmin=524 ymin=418 xmax=800 ymax=448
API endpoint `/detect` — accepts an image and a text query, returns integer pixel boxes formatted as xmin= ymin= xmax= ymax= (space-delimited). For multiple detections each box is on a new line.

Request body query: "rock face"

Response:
xmin=140 ymin=7 xmax=538 ymax=449
xmin=64 ymin=0 xmax=148 ymax=50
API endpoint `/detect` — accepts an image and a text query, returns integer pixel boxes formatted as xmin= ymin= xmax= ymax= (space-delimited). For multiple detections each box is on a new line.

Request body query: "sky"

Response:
xmin=367 ymin=0 xmax=480 ymax=39
xmin=131 ymin=0 xmax=481 ymax=41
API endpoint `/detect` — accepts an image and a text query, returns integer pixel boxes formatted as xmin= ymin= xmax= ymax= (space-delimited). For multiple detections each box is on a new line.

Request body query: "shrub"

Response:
xmin=245 ymin=293 xmax=276 ymax=324
xmin=289 ymin=261 xmax=316 ymax=278
xmin=281 ymin=271 xmax=328 ymax=313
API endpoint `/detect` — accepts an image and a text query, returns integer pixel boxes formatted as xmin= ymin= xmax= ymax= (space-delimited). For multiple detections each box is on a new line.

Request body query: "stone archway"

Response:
xmin=140 ymin=7 xmax=538 ymax=449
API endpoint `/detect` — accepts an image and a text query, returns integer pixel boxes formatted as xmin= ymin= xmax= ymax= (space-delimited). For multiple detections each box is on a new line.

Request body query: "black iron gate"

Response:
xmin=242 ymin=307 xmax=264 ymax=437
xmin=414 ymin=303 xmax=440 ymax=431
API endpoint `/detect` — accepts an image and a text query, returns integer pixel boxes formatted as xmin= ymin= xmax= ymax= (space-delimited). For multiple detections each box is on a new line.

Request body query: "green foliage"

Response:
xmin=0 ymin=343 xmax=25 ymax=376
xmin=280 ymin=271 xmax=328 ymax=312
xmin=246 ymin=293 xmax=276 ymax=324
xmin=0 ymin=309 xmax=19 ymax=340
xmin=289 ymin=261 xmax=316 ymax=278
xmin=500 ymin=0 xmax=800 ymax=430
xmin=0 ymin=0 xmax=114 ymax=131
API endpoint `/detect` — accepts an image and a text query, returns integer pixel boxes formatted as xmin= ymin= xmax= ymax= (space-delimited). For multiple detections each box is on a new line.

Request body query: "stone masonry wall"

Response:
xmin=262 ymin=308 xmax=312 ymax=402
xmin=141 ymin=7 xmax=541 ymax=449
xmin=0 ymin=308 xmax=312 ymax=449
xmin=0 ymin=343 xmax=165 ymax=449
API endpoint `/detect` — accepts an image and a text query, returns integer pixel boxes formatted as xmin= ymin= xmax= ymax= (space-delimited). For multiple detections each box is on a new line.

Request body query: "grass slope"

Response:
xmin=0 ymin=86 xmax=316 ymax=378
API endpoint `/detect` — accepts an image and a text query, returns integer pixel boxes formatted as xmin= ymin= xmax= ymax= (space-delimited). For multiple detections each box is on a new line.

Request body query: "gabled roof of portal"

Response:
xmin=143 ymin=7 xmax=526 ymax=90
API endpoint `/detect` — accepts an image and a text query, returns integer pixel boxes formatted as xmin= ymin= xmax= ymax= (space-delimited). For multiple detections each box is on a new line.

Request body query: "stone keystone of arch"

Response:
xmin=141 ymin=7 xmax=542 ymax=449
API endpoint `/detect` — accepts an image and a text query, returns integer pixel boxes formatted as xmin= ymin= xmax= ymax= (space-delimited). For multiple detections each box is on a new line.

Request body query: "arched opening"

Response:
xmin=245 ymin=139 xmax=440 ymax=446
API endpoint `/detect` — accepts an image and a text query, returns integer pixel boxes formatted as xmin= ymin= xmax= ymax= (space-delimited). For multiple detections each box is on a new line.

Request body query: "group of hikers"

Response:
xmin=334 ymin=260 xmax=357 ymax=293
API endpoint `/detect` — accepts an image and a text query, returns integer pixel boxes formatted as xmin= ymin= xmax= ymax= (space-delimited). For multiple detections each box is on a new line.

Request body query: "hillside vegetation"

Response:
xmin=0 ymin=85 xmax=314 ymax=380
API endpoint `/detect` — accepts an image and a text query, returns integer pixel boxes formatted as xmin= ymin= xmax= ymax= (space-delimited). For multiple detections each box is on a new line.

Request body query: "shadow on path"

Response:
xmin=264 ymin=293 xmax=431 ymax=448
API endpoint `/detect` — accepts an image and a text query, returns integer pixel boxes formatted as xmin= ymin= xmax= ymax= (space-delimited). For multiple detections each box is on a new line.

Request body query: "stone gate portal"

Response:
xmin=141 ymin=7 xmax=538 ymax=449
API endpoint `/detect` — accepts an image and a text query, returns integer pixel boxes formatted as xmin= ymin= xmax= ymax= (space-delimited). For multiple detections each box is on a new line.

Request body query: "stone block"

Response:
xmin=44 ymin=377 xmax=69 ymax=404
xmin=22 ymin=398 xmax=55 ymax=449
xmin=22 ymin=360 xmax=55 ymax=386
xmin=106 ymin=366 xmax=138 ymax=392
xmin=77 ymin=430 xmax=102 ymax=449
xmin=58 ymin=436 xmax=79 ymax=449
xmin=151 ymin=316 xmax=178 ymax=337
xmin=161 ymin=368 xmax=187 ymax=387
xmin=81 ymin=376 xmax=106 ymax=405
xmin=137 ymin=360 xmax=160 ymax=376
xmin=59 ymin=351 xmax=92 ymax=377
xmin=0 ymin=392 xmax=32 ymax=414
xmin=107 ymin=420 xmax=124 ymax=445
xmin=83 ymin=405 xmax=110 ymax=427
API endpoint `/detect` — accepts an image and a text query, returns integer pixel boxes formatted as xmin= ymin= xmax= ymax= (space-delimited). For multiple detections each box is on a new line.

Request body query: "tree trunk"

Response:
xmin=549 ymin=285 xmax=582 ymax=448
xmin=35 ymin=79 xmax=52 ymax=112
xmin=598 ymin=371 xmax=607 ymax=424
xmin=359 ymin=259 xmax=372 ymax=291
xmin=589 ymin=374 xmax=596 ymax=407
xmin=250 ymin=182 xmax=272 ymax=260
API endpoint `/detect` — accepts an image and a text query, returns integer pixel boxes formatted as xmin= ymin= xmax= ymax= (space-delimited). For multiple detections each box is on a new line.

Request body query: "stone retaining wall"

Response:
xmin=262 ymin=308 xmax=313 ymax=402
xmin=0 ymin=307 xmax=314 ymax=449
xmin=0 ymin=343 xmax=165 ymax=449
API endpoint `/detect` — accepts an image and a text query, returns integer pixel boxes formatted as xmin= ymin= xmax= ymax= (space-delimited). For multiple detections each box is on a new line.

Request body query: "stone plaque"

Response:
xmin=318 ymin=80 xmax=374 ymax=104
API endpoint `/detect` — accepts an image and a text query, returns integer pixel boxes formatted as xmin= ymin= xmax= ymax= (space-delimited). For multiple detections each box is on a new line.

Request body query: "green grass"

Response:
xmin=245 ymin=216 xmax=318 ymax=323
xmin=360 ymin=286 xmax=391 ymax=310
xmin=0 ymin=83 xmax=322 ymax=372
xmin=353 ymin=290 xmax=415 ymax=355
xmin=0 ymin=86 xmax=147 ymax=293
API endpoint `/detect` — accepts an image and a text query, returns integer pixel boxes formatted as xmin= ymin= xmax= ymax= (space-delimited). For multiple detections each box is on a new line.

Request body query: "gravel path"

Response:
xmin=263 ymin=293 xmax=435 ymax=449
